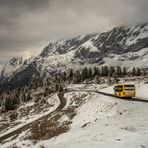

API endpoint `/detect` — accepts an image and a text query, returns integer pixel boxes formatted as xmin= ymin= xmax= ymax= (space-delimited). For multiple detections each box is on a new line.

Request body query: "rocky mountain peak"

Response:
xmin=39 ymin=34 xmax=96 ymax=57
xmin=0 ymin=23 xmax=148 ymax=90
xmin=9 ymin=57 xmax=25 ymax=66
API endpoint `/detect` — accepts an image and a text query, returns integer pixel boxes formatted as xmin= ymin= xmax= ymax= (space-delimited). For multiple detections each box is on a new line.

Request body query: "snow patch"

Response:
xmin=81 ymin=41 xmax=100 ymax=52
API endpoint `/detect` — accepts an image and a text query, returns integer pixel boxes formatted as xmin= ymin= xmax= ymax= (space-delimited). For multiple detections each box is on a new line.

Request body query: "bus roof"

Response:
xmin=115 ymin=84 xmax=135 ymax=86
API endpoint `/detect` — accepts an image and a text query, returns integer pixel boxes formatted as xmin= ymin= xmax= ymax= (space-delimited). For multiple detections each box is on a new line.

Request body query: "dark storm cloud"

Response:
xmin=0 ymin=0 xmax=49 ymax=26
xmin=0 ymin=0 xmax=148 ymax=67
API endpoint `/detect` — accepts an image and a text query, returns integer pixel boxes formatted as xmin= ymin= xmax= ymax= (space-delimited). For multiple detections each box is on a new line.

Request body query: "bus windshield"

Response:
xmin=114 ymin=86 xmax=123 ymax=92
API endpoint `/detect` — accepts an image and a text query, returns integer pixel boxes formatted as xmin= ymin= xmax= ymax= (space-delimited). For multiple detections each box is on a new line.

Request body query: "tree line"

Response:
xmin=0 ymin=75 xmax=66 ymax=112
xmin=66 ymin=66 xmax=143 ymax=84
xmin=0 ymin=66 xmax=144 ymax=112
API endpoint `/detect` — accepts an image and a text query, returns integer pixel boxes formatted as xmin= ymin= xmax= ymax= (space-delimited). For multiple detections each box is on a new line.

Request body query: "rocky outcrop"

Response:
xmin=0 ymin=62 xmax=40 ymax=91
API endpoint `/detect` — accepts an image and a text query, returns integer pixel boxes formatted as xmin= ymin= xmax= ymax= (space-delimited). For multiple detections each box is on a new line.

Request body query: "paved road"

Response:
xmin=67 ymin=89 xmax=148 ymax=103
xmin=0 ymin=92 xmax=66 ymax=143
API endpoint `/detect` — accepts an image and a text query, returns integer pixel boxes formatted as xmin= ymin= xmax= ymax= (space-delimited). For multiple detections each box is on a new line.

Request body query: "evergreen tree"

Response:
xmin=101 ymin=66 xmax=105 ymax=77
xmin=110 ymin=66 xmax=116 ymax=77
xmin=98 ymin=68 xmax=101 ymax=77
xmin=136 ymin=67 xmax=141 ymax=76
xmin=116 ymin=66 xmax=122 ymax=77
xmin=122 ymin=67 xmax=127 ymax=76
xmin=73 ymin=70 xmax=81 ymax=84
xmin=69 ymin=69 xmax=73 ymax=79
xmin=142 ymin=70 xmax=146 ymax=77
xmin=62 ymin=71 xmax=67 ymax=81
xmin=93 ymin=67 xmax=99 ymax=77
xmin=5 ymin=92 xmax=15 ymax=110
xmin=102 ymin=66 xmax=109 ymax=77
xmin=82 ymin=67 xmax=88 ymax=81
xmin=105 ymin=66 xmax=109 ymax=76
xmin=132 ymin=67 xmax=136 ymax=76
xmin=88 ymin=67 xmax=93 ymax=78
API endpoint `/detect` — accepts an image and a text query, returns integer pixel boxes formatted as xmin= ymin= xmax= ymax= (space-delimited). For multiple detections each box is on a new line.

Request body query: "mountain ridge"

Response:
xmin=0 ymin=23 xmax=148 ymax=90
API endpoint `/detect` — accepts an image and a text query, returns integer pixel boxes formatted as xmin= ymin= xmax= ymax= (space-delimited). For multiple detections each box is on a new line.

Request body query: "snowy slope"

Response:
xmin=34 ymin=83 xmax=148 ymax=148
xmin=0 ymin=93 xmax=60 ymax=138
xmin=1 ymin=82 xmax=148 ymax=148
xmin=126 ymin=24 xmax=148 ymax=46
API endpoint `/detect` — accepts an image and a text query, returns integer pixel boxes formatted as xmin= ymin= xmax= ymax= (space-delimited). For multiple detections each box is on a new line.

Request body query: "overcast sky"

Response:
xmin=0 ymin=0 xmax=148 ymax=68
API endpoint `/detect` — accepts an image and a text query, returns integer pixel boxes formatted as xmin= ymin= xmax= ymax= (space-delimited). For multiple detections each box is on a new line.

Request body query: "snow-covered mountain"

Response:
xmin=38 ymin=23 xmax=148 ymax=68
xmin=0 ymin=56 xmax=32 ymax=77
xmin=0 ymin=56 xmax=33 ymax=89
xmin=0 ymin=23 xmax=148 ymax=90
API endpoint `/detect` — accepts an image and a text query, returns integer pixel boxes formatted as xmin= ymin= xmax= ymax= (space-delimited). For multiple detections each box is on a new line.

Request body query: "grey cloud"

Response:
xmin=0 ymin=0 xmax=49 ymax=13
xmin=0 ymin=0 xmax=148 ymax=67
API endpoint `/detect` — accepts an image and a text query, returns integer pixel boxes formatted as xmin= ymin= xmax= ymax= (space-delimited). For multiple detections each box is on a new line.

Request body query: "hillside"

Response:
xmin=1 ymin=81 xmax=148 ymax=148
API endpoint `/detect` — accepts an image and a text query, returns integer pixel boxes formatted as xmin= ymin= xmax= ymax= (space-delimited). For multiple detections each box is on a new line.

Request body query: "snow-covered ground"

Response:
xmin=1 ymin=82 xmax=148 ymax=148
xmin=34 ymin=83 xmax=148 ymax=148
xmin=68 ymin=80 xmax=148 ymax=100
xmin=0 ymin=93 xmax=60 ymax=138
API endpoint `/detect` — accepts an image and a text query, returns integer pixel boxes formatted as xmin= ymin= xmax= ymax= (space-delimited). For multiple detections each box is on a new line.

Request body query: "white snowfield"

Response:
xmin=34 ymin=83 xmax=148 ymax=148
xmin=1 ymin=83 xmax=148 ymax=148
xmin=104 ymin=47 xmax=148 ymax=70
xmin=81 ymin=40 xmax=100 ymax=52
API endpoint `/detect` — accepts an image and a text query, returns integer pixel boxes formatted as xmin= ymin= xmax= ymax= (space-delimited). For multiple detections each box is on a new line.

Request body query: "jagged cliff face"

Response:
xmin=40 ymin=34 xmax=95 ymax=57
xmin=0 ymin=23 xmax=148 ymax=90
xmin=39 ymin=23 xmax=148 ymax=64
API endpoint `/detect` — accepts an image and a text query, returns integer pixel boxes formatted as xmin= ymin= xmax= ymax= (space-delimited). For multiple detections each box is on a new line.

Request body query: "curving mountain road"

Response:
xmin=66 ymin=89 xmax=148 ymax=103
xmin=0 ymin=92 xmax=66 ymax=144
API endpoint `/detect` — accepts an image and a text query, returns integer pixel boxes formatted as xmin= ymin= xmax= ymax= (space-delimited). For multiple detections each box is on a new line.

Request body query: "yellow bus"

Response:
xmin=114 ymin=84 xmax=136 ymax=98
